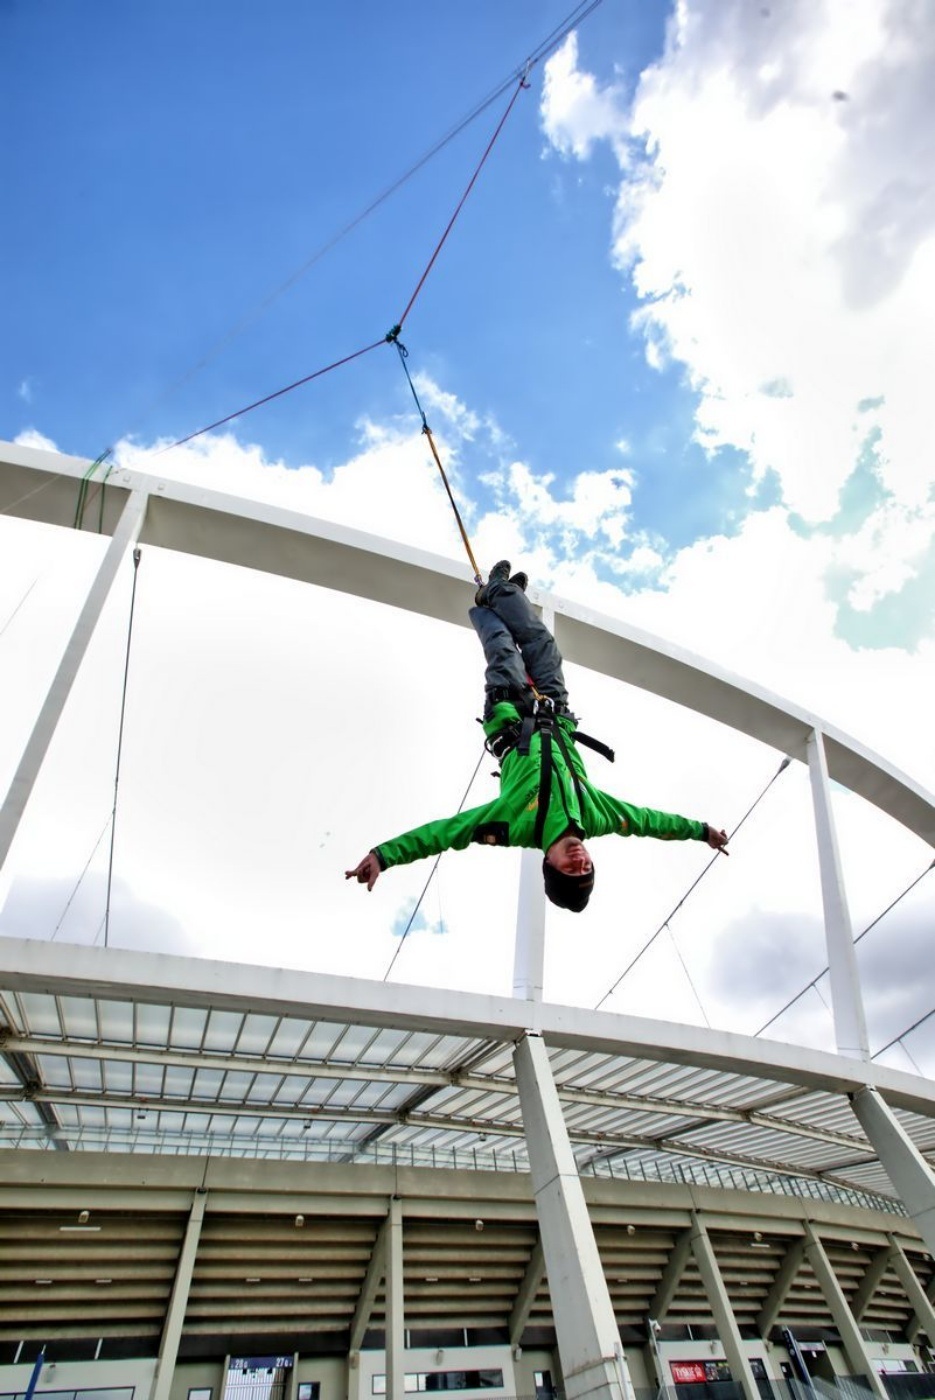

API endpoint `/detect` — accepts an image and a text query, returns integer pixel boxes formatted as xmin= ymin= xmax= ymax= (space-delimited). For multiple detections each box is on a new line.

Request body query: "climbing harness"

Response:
xmin=481 ymin=695 xmax=616 ymax=848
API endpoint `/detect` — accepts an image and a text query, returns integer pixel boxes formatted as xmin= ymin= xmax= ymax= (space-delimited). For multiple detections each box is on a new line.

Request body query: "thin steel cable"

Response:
xmin=755 ymin=856 xmax=935 ymax=1037
xmin=104 ymin=547 xmax=143 ymax=949
xmin=896 ymin=1040 xmax=925 ymax=1076
xmin=49 ymin=816 xmax=112 ymax=943
xmin=382 ymin=747 xmax=486 ymax=983
xmin=594 ymin=757 xmax=791 ymax=1011
xmin=103 ymin=0 xmax=605 ymax=449
xmin=0 ymin=575 xmax=40 ymax=639
xmin=872 ymin=1006 xmax=935 ymax=1062
xmin=665 ymin=924 xmax=711 ymax=1028
xmin=160 ymin=338 xmax=386 ymax=454
xmin=165 ymin=67 xmax=530 ymax=460
xmin=396 ymin=74 xmax=528 ymax=329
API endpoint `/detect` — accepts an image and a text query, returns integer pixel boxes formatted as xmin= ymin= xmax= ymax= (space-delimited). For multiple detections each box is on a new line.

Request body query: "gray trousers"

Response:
xmin=469 ymin=578 xmax=569 ymax=717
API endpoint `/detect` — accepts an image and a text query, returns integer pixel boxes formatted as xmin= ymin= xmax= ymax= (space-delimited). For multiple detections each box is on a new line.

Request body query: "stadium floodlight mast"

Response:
xmin=3 ymin=437 xmax=935 ymax=1368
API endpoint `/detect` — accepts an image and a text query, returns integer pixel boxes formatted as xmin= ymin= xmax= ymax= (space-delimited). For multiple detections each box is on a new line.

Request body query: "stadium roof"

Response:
xmin=2 ymin=938 xmax=934 ymax=1202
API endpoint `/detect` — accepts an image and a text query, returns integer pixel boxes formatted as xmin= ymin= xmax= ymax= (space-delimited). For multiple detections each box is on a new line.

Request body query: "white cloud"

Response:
xmin=16 ymin=379 xmax=33 ymax=404
xmin=539 ymin=30 xmax=630 ymax=161
xmin=14 ymin=427 xmax=57 ymax=452
xmin=539 ymin=0 xmax=935 ymax=591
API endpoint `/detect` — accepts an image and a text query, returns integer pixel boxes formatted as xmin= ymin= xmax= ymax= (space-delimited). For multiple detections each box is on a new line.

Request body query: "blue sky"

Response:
xmin=2 ymin=0 xmax=934 ymax=1068
xmin=2 ymin=0 xmax=757 ymax=551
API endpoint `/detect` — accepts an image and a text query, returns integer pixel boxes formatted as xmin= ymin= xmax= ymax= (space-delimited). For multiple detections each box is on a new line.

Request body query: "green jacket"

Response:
xmin=374 ymin=700 xmax=706 ymax=870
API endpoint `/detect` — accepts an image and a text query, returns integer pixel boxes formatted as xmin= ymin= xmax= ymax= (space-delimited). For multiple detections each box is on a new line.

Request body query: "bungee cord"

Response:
xmin=754 ymin=855 xmax=935 ymax=1038
xmin=594 ymin=756 xmax=791 ymax=1011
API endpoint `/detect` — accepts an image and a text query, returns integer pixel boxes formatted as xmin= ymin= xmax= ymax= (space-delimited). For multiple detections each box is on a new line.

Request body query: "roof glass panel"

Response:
xmin=163 ymin=1066 xmax=195 ymax=1097
xmin=96 ymin=998 xmax=136 ymax=1041
xmin=264 ymin=1016 xmax=313 ymax=1059
xmin=203 ymin=1009 xmax=246 ymax=1051
xmin=168 ymin=1004 xmax=209 ymax=1049
xmin=17 ymin=991 xmax=65 ymax=1036
xmin=233 ymin=1013 xmax=281 ymax=1054
xmin=135 ymin=1002 xmax=171 ymax=1045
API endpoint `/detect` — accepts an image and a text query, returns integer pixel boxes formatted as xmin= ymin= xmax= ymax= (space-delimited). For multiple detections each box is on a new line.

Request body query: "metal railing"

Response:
xmin=0 ymin=1123 xmax=905 ymax=1217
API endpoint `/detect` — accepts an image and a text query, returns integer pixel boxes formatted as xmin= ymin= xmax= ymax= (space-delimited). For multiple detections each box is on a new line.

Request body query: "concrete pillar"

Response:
xmin=757 ymin=1238 xmax=806 ymax=1337
xmin=0 ymin=488 xmax=149 ymax=874
xmin=349 ymin=1212 xmax=390 ymax=1356
xmin=802 ymin=1221 xmax=887 ymax=1400
xmin=806 ymin=729 xmax=869 ymax=1061
xmin=151 ymin=1188 xmax=207 ymax=1400
xmin=649 ymin=1229 xmax=692 ymax=1323
xmin=385 ymin=1197 xmax=405 ymax=1400
xmin=510 ymin=1237 xmax=545 ymax=1348
xmin=513 ymin=1031 xmax=634 ymax=1400
xmin=887 ymin=1236 xmax=935 ymax=1344
xmin=851 ymin=1247 xmax=895 ymax=1323
xmin=850 ymin=1086 xmax=935 ymax=1261
xmin=688 ymin=1212 xmax=760 ymax=1400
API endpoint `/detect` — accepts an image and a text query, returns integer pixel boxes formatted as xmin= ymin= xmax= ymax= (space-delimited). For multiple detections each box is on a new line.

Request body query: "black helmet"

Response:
xmin=542 ymin=857 xmax=595 ymax=913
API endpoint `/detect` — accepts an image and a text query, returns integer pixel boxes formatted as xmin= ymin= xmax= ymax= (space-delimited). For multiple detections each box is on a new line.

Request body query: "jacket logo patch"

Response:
xmin=472 ymin=822 xmax=510 ymax=847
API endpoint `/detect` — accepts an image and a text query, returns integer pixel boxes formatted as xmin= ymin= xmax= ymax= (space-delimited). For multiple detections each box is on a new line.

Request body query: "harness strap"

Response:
xmin=516 ymin=711 xmax=536 ymax=756
xmin=532 ymin=720 xmax=554 ymax=848
xmin=551 ymin=720 xmax=588 ymax=824
xmin=573 ymin=730 xmax=615 ymax=763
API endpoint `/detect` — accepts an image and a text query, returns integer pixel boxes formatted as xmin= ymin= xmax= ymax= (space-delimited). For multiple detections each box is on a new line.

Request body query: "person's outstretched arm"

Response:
xmin=345 ymin=800 xmax=499 ymax=892
xmin=587 ymin=789 xmax=729 ymax=854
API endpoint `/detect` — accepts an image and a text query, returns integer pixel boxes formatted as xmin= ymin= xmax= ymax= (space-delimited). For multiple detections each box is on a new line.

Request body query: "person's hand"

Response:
xmin=705 ymin=826 xmax=729 ymax=855
xmin=345 ymin=852 xmax=382 ymax=891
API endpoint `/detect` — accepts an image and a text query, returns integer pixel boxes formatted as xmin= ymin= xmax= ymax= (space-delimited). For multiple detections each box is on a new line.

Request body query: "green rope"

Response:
xmin=73 ymin=449 xmax=112 ymax=530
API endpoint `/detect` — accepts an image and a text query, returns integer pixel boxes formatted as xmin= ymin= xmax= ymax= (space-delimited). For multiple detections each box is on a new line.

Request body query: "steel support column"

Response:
xmin=151 ymin=1188 xmax=207 ymax=1400
xmin=514 ymin=1031 xmax=634 ymax=1400
xmin=513 ymin=852 xmax=545 ymax=1001
xmin=0 ymin=488 xmax=149 ymax=874
xmin=806 ymin=729 xmax=869 ymax=1060
xmin=385 ymin=1196 xmax=405 ymax=1400
xmin=851 ymin=1086 xmax=935 ymax=1261
xmin=802 ymin=1221 xmax=887 ymax=1400
xmin=688 ymin=1212 xmax=760 ymax=1400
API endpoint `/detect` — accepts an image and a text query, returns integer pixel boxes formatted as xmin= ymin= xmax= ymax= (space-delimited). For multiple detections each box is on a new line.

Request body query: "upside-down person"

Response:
xmin=346 ymin=562 xmax=729 ymax=913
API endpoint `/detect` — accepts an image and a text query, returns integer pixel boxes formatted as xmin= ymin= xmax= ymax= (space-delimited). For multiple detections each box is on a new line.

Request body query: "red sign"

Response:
xmin=670 ymin=1363 xmax=707 ymax=1385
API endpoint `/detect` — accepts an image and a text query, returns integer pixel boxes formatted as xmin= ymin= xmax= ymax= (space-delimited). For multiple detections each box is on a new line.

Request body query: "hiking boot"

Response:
xmin=475 ymin=560 xmax=512 ymax=605
xmin=509 ymin=571 xmax=528 ymax=592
